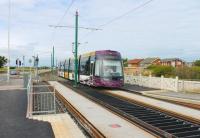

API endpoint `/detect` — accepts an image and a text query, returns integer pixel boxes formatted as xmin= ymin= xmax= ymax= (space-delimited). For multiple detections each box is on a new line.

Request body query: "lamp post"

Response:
xmin=23 ymin=56 xmax=25 ymax=75
xmin=74 ymin=11 xmax=78 ymax=87
xmin=29 ymin=59 xmax=32 ymax=75
xmin=7 ymin=0 xmax=11 ymax=82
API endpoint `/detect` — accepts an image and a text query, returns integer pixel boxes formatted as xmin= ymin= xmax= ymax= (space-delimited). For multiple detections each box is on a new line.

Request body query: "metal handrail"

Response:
xmin=26 ymin=75 xmax=56 ymax=117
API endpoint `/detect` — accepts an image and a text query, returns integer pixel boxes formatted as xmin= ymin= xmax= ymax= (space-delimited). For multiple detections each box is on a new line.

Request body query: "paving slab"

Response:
xmin=31 ymin=113 xmax=86 ymax=138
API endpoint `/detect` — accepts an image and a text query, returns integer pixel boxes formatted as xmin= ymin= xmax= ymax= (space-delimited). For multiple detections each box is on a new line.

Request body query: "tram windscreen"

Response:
xmin=95 ymin=59 xmax=123 ymax=77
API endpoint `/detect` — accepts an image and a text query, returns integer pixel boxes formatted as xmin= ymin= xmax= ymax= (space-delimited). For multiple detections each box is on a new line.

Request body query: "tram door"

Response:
xmin=90 ymin=61 xmax=94 ymax=76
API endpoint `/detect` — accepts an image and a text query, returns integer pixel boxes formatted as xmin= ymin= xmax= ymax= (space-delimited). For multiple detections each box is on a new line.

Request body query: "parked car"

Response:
xmin=10 ymin=70 xmax=17 ymax=75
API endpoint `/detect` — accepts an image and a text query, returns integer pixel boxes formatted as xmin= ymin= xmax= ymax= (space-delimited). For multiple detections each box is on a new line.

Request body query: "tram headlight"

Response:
xmin=103 ymin=78 xmax=110 ymax=81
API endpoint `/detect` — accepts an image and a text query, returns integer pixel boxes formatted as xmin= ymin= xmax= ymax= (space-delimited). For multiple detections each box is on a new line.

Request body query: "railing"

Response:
xmin=125 ymin=74 xmax=200 ymax=93
xmin=27 ymin=75 xmax=56 ymax=117
xmin=125 ymin=74 xmax=179 ymax=92
xmin=178 ymin=80 xmax=200 ymax=93
xmin=27 ymin=75 xmax=33 ymax=117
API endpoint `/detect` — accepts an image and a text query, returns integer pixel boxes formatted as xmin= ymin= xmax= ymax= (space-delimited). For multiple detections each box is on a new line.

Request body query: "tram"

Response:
xmin=58 ymin=50 xmax=124 ymax=88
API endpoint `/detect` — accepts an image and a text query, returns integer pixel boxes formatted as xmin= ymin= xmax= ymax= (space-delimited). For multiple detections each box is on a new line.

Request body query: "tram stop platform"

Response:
xmin=122 ymin=84 xmax=200 ymax=110
xmin=0 ymin=88 xmax=54 ymax=138
xmin=49 ymin=81 xmax=156 ymax=138
xmin=142 ymin=90 xmax=200 ymax=100
xmin=30 ymin=113 xmax=85 ymax=138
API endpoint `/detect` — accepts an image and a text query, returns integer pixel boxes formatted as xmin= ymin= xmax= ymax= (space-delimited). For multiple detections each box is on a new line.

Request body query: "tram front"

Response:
xmin=93 ymin=50 xmax=124 ymax=88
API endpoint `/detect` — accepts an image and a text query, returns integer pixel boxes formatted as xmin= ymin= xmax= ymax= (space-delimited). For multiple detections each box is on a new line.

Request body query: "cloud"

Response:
xmin=0 ymin=0 xmax=200 ymax=66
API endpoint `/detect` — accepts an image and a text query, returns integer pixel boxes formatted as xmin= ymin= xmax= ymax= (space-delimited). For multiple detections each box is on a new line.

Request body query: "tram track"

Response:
xmin=103 ymin=89 xmax=200 ymax=125
xmin=120 ymin=87 xmax=200 ymax=110
xmin=60 ymin=81 xmax=200 ymax=138
xmin=35 ymin=83 xmax=102 ymax=138
xmin=55 ymin=90 xmax=105 ymax=138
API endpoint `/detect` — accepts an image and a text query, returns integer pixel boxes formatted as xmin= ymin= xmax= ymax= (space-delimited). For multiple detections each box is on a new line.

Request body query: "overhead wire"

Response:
xmin=49 ymin=25 xmax=102 ymax=31
xmin=80 ymin=0 xmax=154 ymax=41
xmin=57 ymin=0 xmax=77 ymax=26
xmin=98 ymin=0 xmax=154 ymax=28
xmin=50 ymin=0 xmax=76 ymax=51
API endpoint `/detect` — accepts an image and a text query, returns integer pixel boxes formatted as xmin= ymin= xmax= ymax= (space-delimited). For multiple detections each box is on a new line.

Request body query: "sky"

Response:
xmin=0 ymin=0 xmax=200 ymax=66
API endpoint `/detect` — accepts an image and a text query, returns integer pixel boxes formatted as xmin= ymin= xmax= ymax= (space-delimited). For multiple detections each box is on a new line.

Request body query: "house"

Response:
xmin=185 ymin=62 xmax=193 ymax=67
xmin=127 ymin=59 xmax=143 ymax=67
xmin=140 ymin=57 xmax=161 ymax=68
xmin=124 ymin=59 xmax=144 ymax=75
xmin=161 ymin=58 xmax=185 ymax=67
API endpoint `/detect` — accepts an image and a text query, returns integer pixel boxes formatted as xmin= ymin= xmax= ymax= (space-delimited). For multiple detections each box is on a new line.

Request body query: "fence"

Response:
xmin=125 ymin=74 xmax=179 ymax=92
xmin=178 ymin=80 xmax=200 ymax=93
xmin=125 ymin=74 xmax=200 ymax=93
xmin=27 ymin=75 xmax=56 ymax=117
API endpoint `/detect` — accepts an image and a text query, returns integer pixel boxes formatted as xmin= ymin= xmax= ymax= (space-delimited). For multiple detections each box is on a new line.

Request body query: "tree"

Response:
xmin=122 ymin=58 xmax=128 ymax=67
xmin=0 ymin=56 xmax=7 ymax=68
xmin=147 ymin=65 xmax=175 ymax=77
xmin=194 ymin=60 xmax=200 ymax=66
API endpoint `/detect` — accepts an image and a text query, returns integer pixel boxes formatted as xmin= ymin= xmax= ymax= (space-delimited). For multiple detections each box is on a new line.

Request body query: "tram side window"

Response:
xmin=60 ymin=62 xmax=63 ymax=72
xmin=69 ymin=59 xmax=74 ymax=72
xmin=95 ymin=60 xmax=101 ymax=76
xmin=90 ymin=55 xmax=95 ymax=75
xmin=80 ymin=57 xmax=90 ymax=75
xmin=59 ymin=63 xmax=61 ymax=71
xmin=64 ymin=61 xmax=69 ymax=72
xmin=85 ymin=57 xmax=90 ymax=75
xmin=80 ymin=59 xmax=85 ymax=75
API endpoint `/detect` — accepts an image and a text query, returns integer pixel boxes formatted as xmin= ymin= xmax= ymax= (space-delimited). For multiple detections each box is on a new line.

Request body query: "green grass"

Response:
xmin=0 ymin=67 xmax=35 ymax=73
xmin=0 ymin=67 xmax=7 ymax=73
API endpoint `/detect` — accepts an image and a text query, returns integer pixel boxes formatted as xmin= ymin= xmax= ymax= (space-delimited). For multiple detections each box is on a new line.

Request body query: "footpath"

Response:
xmin=0 ymin=77 xmax=54 ymax=138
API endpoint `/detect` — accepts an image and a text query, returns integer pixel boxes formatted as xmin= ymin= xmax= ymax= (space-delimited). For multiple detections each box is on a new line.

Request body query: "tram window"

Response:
xmin=64 ymin=61 xmax=69 ymax=72
xmin=85 ymin=57 xmax=90 ymax=75
xmin=69 ymin=60 xmax=74 ymax=72
xmin=90 ymin=62 xmax=94 ymax=75
xmin=102 ymin=60 xmax=122 ymax=77
xmin=80 ymin=58 xmax=86 ymax=75
xmin=80 ymin=57 xmax=90 ymax=75
xmin=95 ymin=60 xmax=101 ymax=76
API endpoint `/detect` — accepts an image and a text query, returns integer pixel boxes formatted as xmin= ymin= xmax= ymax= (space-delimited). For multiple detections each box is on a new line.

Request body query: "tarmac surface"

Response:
xmin=0 ymin=89 xmax=54 ymax=138
xmin=122 ymin=84 xmax=158 ymax=92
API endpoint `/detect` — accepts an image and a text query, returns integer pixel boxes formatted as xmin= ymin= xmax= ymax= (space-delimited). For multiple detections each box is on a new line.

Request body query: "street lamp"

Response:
xmin=72 ymin=42 xmax=88 ymax=54
xmin=28 ymin=59 xmax=32 ymax=75
xmin=7 ymin=0 xmax=11 ymax=82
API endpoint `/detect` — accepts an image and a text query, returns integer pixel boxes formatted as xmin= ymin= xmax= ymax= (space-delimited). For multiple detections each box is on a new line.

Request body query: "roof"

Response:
xmin=128 ymin=59 xmax=143 ymax=64
xmin=161 ymin=58 xmax=184 ymax=62
xmin=140 ymin=57 xmax=160 ymax=65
